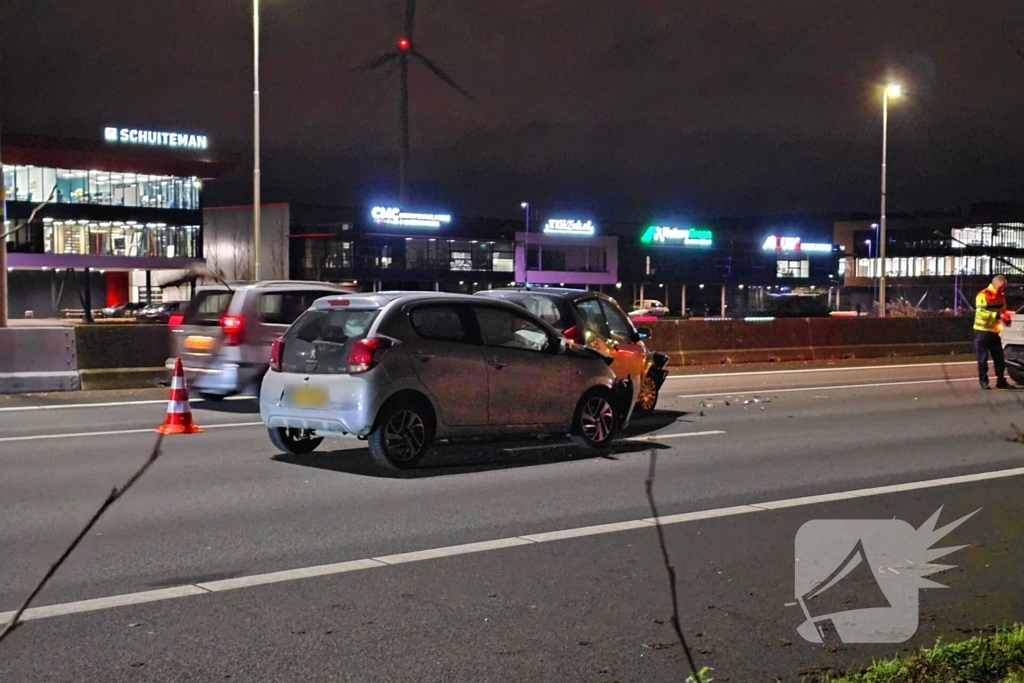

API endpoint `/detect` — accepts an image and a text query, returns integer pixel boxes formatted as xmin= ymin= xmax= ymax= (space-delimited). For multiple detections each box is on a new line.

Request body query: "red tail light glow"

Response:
xmin=347 ymin=337 xmax=392 ymax=374
xmin=270 ymin=337 xmax=284 ymax=372
xmin=563 ymin=325 xmax=585 ymax=345
xmin=221 ymin=315 xmax=244 ymax=346
xmin=168 ymin=313 xmax=185 ymax=328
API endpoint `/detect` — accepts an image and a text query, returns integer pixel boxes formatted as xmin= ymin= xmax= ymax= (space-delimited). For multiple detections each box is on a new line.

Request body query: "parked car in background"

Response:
xmin=138 ymin=300 xmax=184 ymax=324
xmin=476 ymin=288 xmax=669 ymax=415
xmin=629 ymin=299 xmax=669 ymax=317
xmin=260 ymin=292 xmax=629 ymax=469
xmin=169 ymin=280 xmax=350 ymax=399
xmin=100 ymin=301 xmax=146 ymax=319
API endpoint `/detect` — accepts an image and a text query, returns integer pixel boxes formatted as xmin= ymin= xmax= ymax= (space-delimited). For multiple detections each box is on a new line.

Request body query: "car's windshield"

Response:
xmin=488 ymin=293 xmax=571 ymax=331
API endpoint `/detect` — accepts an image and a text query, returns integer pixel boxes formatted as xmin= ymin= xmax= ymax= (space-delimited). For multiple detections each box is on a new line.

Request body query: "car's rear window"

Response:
xmin=286 ymin=309 xmax=380 ymax=344
xmin=182 ymin=291 xmax=234 ymax=326
xmin=258 ymin=291 xmax=334 ymax=325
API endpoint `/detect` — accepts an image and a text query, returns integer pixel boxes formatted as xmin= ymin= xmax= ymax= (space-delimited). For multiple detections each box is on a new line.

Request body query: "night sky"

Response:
xmin=2 ymin=0 xmax=1023 ymax=221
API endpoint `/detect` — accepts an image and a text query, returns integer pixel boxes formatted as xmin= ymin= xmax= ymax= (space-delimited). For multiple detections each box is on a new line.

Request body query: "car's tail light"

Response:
xmin=221 ymin=315 xmax=244 ymax=346
xmin=168 ymin=313 xmax=185 ymax=328
xmin=347 ymin=337 xmax=392 ymax=374
xmin=270 ymin=337 xmax=285 ymax=372
xmin=563 ymin=325 xmax=585 ymax=345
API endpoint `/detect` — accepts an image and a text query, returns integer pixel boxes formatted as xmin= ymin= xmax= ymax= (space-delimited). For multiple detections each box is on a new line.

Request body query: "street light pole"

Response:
xmin=878 ymin=83 xmax=901 ymax=318
xmin=520 ymin=202 xmax=530 ymax=286
xmin=253 ymin=0 xmax=262 ymax=281
xmin=0 ymin=122 xmax=7 ymax=327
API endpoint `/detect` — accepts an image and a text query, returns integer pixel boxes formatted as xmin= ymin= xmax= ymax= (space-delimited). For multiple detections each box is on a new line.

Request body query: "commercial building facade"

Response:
xmin=2 ymin=131 xmax=233 ymax=318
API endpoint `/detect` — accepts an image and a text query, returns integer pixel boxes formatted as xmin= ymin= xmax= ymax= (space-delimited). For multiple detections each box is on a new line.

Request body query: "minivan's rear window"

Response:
xmin=182 ymin=291 xmax=233 ymax=326
xmin=258 ymin=291 xmax=332 ymax=325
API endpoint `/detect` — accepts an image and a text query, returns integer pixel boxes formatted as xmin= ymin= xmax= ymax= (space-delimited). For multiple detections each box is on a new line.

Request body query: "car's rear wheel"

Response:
xmin=1008 ymin=366 xmax=1024 ymax=386
xmin=368 ymin=399 xmax=435 ymax=469
xmin=268 ymin=427 xmax=323 ymax=455
xmin=571 ymin=388 xmax=618 ymax=449
xmin=634 ymin=374 xmax=659 ymax=415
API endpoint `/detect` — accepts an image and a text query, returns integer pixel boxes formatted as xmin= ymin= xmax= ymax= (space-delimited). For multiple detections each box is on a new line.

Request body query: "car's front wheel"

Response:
xmin=268 ymin=427 xmax=323 ymax=455
xmin=634 ymin=374 xmax=660 ymax=415
xmin=368 ymin=399 xmax=435 ymax=469
xmin=571 ymin=388 xmax=618 ymax=449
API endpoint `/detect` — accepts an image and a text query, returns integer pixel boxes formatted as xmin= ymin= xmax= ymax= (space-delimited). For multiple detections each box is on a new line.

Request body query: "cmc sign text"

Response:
xmin=371 ymin=206 xmax=452 ymax=228
xmin=105 ymin=127 xmax=208 ymax=150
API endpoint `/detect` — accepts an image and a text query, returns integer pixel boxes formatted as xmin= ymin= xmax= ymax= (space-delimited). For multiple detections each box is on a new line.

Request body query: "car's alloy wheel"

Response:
xmin=634 ymin=375 xmax=659 ymax=415
xmin=268 ymin=427 xmax=324 ymax=455
xmin=368 ymin=400 xmax=435 ymax=469
xmin=571 ymin=389 xmax=618 ymax=449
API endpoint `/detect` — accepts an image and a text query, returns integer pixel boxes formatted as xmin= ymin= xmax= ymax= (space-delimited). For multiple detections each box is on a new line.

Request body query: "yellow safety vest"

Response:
xmin=974 ymin=286 xmax=1004 ymax=333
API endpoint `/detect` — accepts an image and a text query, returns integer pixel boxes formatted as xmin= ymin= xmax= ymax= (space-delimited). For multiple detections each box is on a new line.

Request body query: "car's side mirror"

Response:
xmin=636 ymin=327 xmax=651 ymax=340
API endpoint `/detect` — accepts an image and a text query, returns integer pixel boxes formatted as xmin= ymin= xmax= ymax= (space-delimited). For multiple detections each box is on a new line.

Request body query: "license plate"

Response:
xmin=184 ymin=335 xmax=215 ymax=352
xmin=288 ymin=386 xmax=328 ymax=409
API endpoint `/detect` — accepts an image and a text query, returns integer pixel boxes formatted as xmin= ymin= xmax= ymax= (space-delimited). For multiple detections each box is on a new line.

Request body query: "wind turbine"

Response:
xmin=352 ymin=0 xmax=471 ymax=201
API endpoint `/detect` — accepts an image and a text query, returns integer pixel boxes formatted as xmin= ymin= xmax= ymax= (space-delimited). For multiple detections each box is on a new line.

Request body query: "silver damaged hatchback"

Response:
xmin=260 ymin=292 xmax=629 ymax=469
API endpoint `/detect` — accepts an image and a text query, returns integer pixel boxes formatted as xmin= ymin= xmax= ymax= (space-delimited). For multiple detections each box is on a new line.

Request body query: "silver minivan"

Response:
xmin=168 ymin=281 xmax=350 ymax=399
xmin=259 ymin=292 xmax=629 ymax=469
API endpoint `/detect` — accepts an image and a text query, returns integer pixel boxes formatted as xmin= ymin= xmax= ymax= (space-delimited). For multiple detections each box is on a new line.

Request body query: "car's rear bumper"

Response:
xmin=259 ymin=371 xmax=378 ymax=437
xmin=167 ymin=358 xmax=264 ymax=396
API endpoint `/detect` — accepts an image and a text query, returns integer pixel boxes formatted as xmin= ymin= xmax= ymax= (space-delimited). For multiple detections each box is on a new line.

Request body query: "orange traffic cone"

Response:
xmin=157 ymin=358 xmax=203 ymax=435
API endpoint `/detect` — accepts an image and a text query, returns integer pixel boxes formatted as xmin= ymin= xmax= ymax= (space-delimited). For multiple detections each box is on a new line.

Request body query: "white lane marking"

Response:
xmin=5 ymin=464 xmax=1024 ymax=625
xmin=0 ymin=395 xmax=256 ymax=413
xmin=198 ymin=559 xmax=385 ymax=592
xmin=0 ymin=422 xmax=263 ymax=443
xmin=625 ymin=430 xmax=726 ymax=442
xmin=663 ymin=361 xmax=973 ymax=380
xmin=677 ymin=378 xmax=975 ymax=399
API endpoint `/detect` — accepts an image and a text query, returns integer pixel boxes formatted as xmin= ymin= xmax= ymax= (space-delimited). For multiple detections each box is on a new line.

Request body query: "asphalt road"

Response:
xmin=1 ymin=358 xmax=1022 ymax=682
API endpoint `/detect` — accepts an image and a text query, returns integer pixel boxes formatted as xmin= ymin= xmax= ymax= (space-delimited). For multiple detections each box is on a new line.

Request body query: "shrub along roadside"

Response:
xmin=827 ymin=624 xmax=1024 ymax=683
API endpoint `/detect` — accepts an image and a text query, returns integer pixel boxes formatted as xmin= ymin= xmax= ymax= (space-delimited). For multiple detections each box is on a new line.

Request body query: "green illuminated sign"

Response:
xmin=640 ymin=225 xmax=713 ymax=246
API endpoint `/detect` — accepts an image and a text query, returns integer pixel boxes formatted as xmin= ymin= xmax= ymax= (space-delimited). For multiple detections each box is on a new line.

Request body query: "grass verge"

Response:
xmin=828 ymin=624 xmax=1024 ymax=683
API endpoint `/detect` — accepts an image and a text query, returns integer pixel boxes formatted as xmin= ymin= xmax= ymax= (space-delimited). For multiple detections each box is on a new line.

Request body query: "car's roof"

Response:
xmin=483 ymin=287 xmax=603 ymax=303
xmin=195 ymin=280 xmax=349 ymax=293
xmin=313 ymin=290 xmax=503 ymax=310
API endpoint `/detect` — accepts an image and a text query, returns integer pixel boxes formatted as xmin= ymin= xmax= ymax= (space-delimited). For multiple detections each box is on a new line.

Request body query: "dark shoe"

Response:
xmin=996 ymin=380 xmax=1012 ymax=389
xmin=981 ymin=382 xmax=991 ymax=390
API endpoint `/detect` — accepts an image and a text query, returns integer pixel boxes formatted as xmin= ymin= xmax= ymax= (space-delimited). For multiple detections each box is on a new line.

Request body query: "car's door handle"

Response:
xmin=486 ymin=359 xmax=505 ymax=369
xmin=412 ymin=353 xmax=434 ymax=362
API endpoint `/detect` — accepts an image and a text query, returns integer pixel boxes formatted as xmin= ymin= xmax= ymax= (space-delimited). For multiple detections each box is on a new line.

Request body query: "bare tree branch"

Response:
xmin=0 ymin=433 xmax=165 ymax=645
xmin=645 ymin=449 xmax=703 ymax=681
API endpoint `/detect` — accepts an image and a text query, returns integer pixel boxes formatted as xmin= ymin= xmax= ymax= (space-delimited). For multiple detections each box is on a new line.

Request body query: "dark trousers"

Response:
xmin=975 ymin=331 xmax=1005 ymax=385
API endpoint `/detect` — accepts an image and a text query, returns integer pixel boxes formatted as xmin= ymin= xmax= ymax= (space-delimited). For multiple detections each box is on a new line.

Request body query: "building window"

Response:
xmin=2 ymin=164 xmax=200 ymax=210
xmin=777 ymin=259 xmax=809 ymax=278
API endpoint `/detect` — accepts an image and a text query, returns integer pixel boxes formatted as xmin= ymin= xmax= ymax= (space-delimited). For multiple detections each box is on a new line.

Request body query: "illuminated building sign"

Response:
xmin=543 ymin=219 xmax=595 ymax=236
xmin=370 ymin=206 xmax=452 ymax=228
xmin=640 ymin=225 xmax=713 ymax=247
xmin=762 ymin=235 xmax=832 ymax=253
xmin=105 ymin=127 xmax=208 ymax=150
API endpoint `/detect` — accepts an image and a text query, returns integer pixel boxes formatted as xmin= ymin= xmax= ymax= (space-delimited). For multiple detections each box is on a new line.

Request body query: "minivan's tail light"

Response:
xmin=347 ymin=337 xmax=392 ymax=374
xmin=168 ymin=313 xmax=185 ymax=328
xmin=563 ymin=325 xmax=585 ymax=345
xmin=270 ymin=337 xmax=284 ymax=372
xmin=221 ymin=315 xmax=244 ymax=346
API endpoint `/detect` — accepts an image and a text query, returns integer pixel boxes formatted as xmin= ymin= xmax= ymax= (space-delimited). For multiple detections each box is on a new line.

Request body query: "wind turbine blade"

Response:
xmin=405 ymin=0 xmax=417 ymax=38
xmin=410 ymin=50 xmax=472 ymax=99
xmin=351 ymin=51 xmax=399 ymax=72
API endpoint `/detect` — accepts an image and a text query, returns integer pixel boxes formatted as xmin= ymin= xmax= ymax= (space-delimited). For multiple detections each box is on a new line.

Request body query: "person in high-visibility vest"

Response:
xmin=974 ymin=275 xmax=1013 ymax=389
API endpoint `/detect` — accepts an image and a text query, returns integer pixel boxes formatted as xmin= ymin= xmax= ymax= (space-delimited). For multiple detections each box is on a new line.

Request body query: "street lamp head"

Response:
xmin=864 ymin=239 xmax=872 ymax=245
xmin=885 ymin=83 xmax=902 ymax=98
xmin=520 ymin=202 xmax=528 ymax=209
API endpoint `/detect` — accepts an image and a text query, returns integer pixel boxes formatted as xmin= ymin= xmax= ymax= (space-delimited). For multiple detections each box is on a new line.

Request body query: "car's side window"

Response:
xmin=409 ymin=305 xmax=470 ymax=343
xmin=600 ymin=298 xmax=634 ymax=339
xmin=474 ymin=306 xmax=551 ymax=353
xmin=574 ymin=298 xmax=610 ymax=338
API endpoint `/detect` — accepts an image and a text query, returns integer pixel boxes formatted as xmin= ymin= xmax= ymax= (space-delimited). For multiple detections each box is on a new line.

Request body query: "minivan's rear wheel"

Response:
xmin=634 ymin=375 xmax=659 ymax=415
xmin=368 ymin=400 xmax=435 ymax=469
xmin=1008 ymin=367 xmax=1024 ymax=386
xmin=268 ymin=427 xmax=323 ymax=455
xmin=571 ymin=388 xmax=618 ymax=449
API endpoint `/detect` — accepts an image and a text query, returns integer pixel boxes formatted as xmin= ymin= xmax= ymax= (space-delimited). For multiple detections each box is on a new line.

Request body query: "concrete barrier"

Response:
xmin=74 ymin=324 xmax=170 ymax=390
xmin=0 ymin=327 xmax=80 ymax=393
xmin=648 ymin=317 xmax=974 ymax=366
